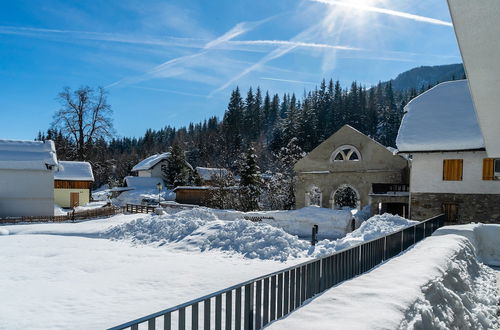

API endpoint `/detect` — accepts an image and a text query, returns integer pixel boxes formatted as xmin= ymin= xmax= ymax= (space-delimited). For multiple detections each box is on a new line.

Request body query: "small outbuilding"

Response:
xmin=0 ymin=139 xmax=58 ymax=217
xmin=54 ymin=161 xmax=94 ymax=208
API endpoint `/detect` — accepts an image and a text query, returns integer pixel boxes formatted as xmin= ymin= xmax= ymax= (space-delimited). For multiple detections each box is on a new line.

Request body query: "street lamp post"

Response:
xmin=156 ymin=182 xmax=163 ymax=207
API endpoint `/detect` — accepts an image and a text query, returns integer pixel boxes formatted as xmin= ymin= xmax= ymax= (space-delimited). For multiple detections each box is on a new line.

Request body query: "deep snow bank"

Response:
xmin=433 ymin=223 xmax=500 ymax=266
xmin=269 ymin=232 xmax=498 ymax=330
xmin=104 ymin=210 xmax=415 ymax=261
xmin=170 ymin=206 xmax=354 ymax=239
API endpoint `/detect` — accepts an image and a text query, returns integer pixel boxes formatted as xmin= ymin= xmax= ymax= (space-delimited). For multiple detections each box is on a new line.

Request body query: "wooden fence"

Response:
xmin=0 ymin=206 xmax=122 ymax=224
xmin=126 ymin=204 xmax=157 ymax=214
xmin=108 ymin=214 xmax=446 ymax=330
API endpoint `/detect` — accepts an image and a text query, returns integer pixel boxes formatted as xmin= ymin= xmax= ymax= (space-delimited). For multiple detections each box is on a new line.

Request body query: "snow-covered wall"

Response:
xmin=410 ymin=150 xmax=499 ymax=194
xmin=0 ymin=168 xmax=54 ymax=217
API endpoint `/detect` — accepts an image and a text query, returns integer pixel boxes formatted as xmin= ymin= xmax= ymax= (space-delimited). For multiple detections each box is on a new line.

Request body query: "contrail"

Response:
xmin=309 ymin=0 xmax=453 ymax=27
xmin=230 ymin=40 xmax=362 ymax=51
xmin=260 ymin=77 xmax=318 ymax=85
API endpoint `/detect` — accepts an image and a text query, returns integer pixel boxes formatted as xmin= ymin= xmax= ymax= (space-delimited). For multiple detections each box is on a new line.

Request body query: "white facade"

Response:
xmin=0 ymin=140 xmax=57 ymax=217
xmin=410 ymin=150 xmax=500 ymax=194
xmin=136 ymin=160 xmax=167 ymax=178
xmin=447 ymin=0 xmax=500 ymax=157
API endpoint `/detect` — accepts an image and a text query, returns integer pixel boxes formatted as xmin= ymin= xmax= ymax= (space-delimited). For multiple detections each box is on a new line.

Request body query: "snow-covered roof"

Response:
xmin=131 ymin=153 xmax=171 ymax=172
xmin=54 ymin=161 xmax=94 ymax=181
xmin=173 ymin=186 xmax=213 ymax=191
xmin=396 ymin=80 xmax=485 ymax=152
xmin=0 ymin=139 xmax=58 ymax=170
xmin=124 ymin=176 xmax=163 ymax=188
xmin=195 ymin=167 xmax=229 ymax=181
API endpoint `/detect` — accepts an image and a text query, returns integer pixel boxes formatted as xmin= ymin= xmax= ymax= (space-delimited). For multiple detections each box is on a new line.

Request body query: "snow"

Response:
xmin=108 ymin=176 xmax=175 ymax=206
xmin=73 ymin=201 xmax=108 ymax=212
xmin=269 ymin=225 xmax=498 ymax=330
xmin=124 ymin=176 xmax=163 ymax=188
xmin=0 ymin=209 xmax=426 ymax=329
xmin=54 ymin=161 xmax=94 ymax=181
xmin=0 ymin=234 xmax=296 ymax=330
xmin=195 ymin=166 xmax=229 ymax=180
xmin=201 ymin=206 xmax=354 ymax=239
xmin=0 ymin=139 xmax=58 ymax=170
xmin=54 ymin=204 xmax=68 ymax=216
xmin=173 ymin=185 xmax=214 ymax=191
xmin=104 ymin=209 xmax=412 ymax=261
xmin=396 ymin=80 xmax=485 ymax=152
xmin=131 ymin=152 xmax=171 ymax=171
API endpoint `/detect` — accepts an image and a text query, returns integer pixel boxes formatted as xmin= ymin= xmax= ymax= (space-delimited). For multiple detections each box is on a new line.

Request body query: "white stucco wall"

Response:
xmin=448 ymin=0 xmax=500 ymax=157
xmin=0 ymin=169 xmax=54 ymax=217
xmin=54 ymin=189 xmax=90 ymax=208
xmin=410 ymin=150 xmax=500 ymax=194
xmin=137 ymin=170 xmax=152 ymax=177
xmin=137 ymin=160 xmax=167 ymax=179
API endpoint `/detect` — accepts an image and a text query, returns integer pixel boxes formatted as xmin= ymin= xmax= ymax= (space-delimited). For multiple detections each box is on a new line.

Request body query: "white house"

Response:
xmin=396 ymin=80 xmax=500 ymax=223
xmin=131 ymin=152 xmax=193 ymax=181
xmin=131 ymin=153 xmax=172 ymax=178
xmin=0 ymin=139 xmax=58 ymax=217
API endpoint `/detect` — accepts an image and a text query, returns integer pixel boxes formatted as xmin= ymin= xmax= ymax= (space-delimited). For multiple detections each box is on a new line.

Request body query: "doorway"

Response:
xmin=70 ymin=192 xmax=80 ymax=208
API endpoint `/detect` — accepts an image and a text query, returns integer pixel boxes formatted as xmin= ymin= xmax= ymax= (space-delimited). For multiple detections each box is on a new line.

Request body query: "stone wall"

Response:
xmin=410 ymin=192 xmax=500 ymax=223
xmin=296 ymin=171 xmax=404 ymax=209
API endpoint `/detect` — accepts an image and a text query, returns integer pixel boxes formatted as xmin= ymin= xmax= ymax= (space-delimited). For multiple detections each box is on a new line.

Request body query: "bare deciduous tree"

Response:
xmin=52 ymin=86 xmax=114 ymax=160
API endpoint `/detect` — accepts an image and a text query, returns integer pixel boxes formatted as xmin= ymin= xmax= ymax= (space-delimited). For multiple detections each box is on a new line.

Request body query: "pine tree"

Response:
xmin=164 ymin=143 xmax=191 ymax=187
xmin=237 ymin=145 xmax=262 ymax=211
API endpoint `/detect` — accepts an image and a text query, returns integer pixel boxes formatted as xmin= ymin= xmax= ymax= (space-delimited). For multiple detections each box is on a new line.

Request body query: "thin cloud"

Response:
xmin=230 ymin=40 xmax=362 ymax=51
xmin=309 ymin=0 xmax=453 ymax=27
xmin=0 ymin=25 xmax=204 ymax=48
xmin=107 ymin=18 xmax=269 ymax=88
xmin=260 ymin=77 xmax=317 ymax=85
xmin=132 ymin=86 xmax=208 ymax=98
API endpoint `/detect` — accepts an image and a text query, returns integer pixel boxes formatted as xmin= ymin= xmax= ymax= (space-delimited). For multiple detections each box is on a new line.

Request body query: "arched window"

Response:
xmin=331 ymin=145 xmax=361 ymax=162
xmin=330 ymin=185 xmax=360 ymax=210
xmin=305 ymin=186 xmax=322 ymax=207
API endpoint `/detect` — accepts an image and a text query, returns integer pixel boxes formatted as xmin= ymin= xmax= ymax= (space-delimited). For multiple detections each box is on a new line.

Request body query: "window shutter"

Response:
xmin=482 ymin=158 xmax=494 ymax=180
xmin=443 ymin=159 xmax=463 ymax=181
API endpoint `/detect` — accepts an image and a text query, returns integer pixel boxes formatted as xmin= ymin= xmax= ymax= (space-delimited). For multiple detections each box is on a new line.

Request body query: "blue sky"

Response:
xmin=0 ymin=0 xmax=461 ymax=140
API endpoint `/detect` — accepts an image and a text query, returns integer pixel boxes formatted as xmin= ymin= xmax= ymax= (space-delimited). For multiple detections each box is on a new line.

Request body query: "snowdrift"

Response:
xmin=104 ymin=210 xmax=414 ymax=261
xmin=269 ymin=225 xmax=499 ymax=330
xmin=170 ymin=206 xmax=354 ymax=239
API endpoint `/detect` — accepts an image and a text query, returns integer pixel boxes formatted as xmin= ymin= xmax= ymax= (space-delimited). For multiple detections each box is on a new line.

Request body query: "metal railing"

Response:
xmin=371 ymin=183 xmax=409 ymax=194
xmin=109 ymin=214 xmax=445 ymax=330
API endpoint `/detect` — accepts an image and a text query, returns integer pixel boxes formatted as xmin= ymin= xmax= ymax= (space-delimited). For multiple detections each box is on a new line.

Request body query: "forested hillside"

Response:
xmin=38 ymin=64 xmax=464 ymax=188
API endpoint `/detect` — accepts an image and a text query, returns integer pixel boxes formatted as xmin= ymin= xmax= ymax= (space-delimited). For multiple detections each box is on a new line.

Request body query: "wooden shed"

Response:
xmin=54 ymin=161 xmax=94 ymax=208
xmin=173 ymin=186 xmax=212 ymax=206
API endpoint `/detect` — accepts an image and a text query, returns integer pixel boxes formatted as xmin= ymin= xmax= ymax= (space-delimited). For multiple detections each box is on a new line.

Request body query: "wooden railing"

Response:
xmin=126 ymin=204 xmax=156 ymax=214
xmin=108 ymin=214 xmax=446 ymax=330
xmin=0 ymin=206 xmax=121 ymax=224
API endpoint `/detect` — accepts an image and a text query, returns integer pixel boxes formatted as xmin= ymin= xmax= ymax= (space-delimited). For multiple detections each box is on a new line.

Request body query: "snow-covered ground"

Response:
xmin=0 ymin=208 xmax=412 ymax=329
xmin=269 ymin=223 xmax=500 ymax=330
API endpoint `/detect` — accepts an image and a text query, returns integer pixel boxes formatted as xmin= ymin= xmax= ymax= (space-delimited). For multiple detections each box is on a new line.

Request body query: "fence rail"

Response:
xmin=126 ymin=204 xmax=157 ymax=214
xmin=109 ymin=214 xmax=445 ymax=330
xmin=0 ymin=206 xmax=121 ymax=224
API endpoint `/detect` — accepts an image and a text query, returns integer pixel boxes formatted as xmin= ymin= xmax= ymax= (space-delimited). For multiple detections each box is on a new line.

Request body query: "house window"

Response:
xmin=483 ymin=158 xmax=500 ymax=180
xmin=331 ymin=145 xmax=361 ymax=162
xmin=443 ymin=159 xmax=463 ymax=181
